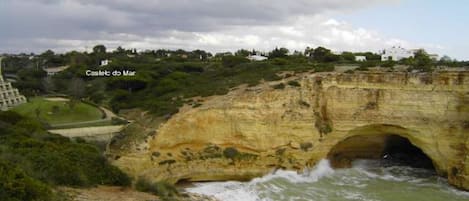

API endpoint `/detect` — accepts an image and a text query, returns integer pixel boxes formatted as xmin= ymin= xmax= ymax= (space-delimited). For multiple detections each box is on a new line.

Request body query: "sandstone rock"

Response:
xmin=110 ymin=71 xmax=469 ymax=190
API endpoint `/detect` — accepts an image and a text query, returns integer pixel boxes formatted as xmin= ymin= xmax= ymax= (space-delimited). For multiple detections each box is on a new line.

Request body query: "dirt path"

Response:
xmin=60 ymin=186 xmax=219 ymax=201
xmin=44 ymin=97 xmax=70 ymax=102
xmin=60 ymin=186 xmax=160 ymax=201
xmin=101 ymin=106 xmax=117 ymax=119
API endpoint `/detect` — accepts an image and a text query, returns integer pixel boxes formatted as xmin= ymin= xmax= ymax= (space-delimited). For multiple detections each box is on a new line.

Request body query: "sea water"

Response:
xmin=186 ymin=159 xmax=469 ymax=201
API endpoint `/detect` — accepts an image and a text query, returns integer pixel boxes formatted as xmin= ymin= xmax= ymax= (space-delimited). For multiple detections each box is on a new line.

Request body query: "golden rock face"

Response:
xmin=110 ymin=72 xmax=469 ymax=190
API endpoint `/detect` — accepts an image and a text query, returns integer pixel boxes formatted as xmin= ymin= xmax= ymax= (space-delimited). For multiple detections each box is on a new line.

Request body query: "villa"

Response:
xmin=381 ymin=46 xmax=439 ymax=61
xmin=247 ymin=54 xmax=268 ymax=61
xmin=0 ymin=57 xmax=27 ymax=110
xmin=44 ymin=65 xmax=70 ymax=76
xmin=381 ymin=46 xmax=416 ymax=61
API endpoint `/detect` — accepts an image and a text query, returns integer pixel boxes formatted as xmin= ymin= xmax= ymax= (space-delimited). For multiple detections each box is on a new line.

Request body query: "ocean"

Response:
xmin=187 ymin=159 xmax=469 ymax=201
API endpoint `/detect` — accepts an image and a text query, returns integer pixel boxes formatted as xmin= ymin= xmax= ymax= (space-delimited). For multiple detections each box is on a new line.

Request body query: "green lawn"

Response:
xmin=12 ymin=97 xmax=104 ymax=125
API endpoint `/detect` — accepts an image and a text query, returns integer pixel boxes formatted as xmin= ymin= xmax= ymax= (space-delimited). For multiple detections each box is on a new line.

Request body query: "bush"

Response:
xmin=344 ymin=69 xmax=354 ymax=74
xmin=221 ymin=56 xmax=249 ymax=68
xmin=287 ymin=80 xmax=301 ymax=87
xmin=356 ymin=66 xmax=369 ymax=71
xmin=272 ymin=83 xmax=285 ymax=90
xmin=359 ymin=61 xmax=378 ymax=68
xmin=223 ymin=147 xmax=239 ymax=159
xmin=300 ymin=142 xmax=313 ymax=151
xmin=270 ymin=58 xmax=289 ymax=65
xmin=381 ymin=60 xmax=396 ymax=68
xmin=0 ymin=111 xmax=131 ymax=192
xmin=0 ymin=161 xmax=53 ymax=201
xmin=111 ymin=117 xmax=128 ymax=125
xmin=135 ymin=178 xmax=179 ymax=201
xmin=314 ymin=64 xmax=335 ymax=72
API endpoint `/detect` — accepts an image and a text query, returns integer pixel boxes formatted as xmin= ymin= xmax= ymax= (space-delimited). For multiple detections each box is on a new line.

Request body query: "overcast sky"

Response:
xmin=1 ymin=0 xmax=468 ymax=60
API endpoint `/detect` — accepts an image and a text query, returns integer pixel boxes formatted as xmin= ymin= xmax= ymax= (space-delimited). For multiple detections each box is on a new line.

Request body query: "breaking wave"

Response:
xmin=186 ymin=159 xmax=469 ymax=201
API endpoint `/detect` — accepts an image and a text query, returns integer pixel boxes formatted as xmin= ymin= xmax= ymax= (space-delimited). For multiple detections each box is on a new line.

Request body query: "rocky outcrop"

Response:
xmin=109 ymin=71 xmax=469 ymax=190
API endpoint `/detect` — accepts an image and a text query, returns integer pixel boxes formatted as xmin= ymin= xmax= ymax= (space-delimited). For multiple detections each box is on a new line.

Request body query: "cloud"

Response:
xmin=1 ymin=0 xmax=442 ymax=55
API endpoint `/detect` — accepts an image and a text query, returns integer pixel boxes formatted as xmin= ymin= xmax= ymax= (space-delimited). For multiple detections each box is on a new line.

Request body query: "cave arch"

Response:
xmin=327 ymin=124 xmax=438 ymax=171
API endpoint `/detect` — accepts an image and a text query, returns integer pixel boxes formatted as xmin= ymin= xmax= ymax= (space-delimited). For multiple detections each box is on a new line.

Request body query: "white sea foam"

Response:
xmin=186 ymin=159 xmax=333 ymax=201
xmin=186 ymin=159 xmax=469 ymax=201
xmin=251 ymin=159 xmax=334 ymax=184
xmin=186 ymin=181 xmax=264 ymax=201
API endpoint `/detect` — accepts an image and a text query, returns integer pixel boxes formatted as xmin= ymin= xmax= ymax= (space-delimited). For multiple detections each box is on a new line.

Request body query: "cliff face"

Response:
xmin=110 ymin=71 xmax=469 ymax=190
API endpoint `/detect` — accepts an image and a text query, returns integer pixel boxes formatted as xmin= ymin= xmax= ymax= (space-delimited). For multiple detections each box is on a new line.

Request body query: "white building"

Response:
xmin=381 ymin=47 xmax=416 ymax=61
xmin=247 ymin=55 xmax=268 ymax=61
xmin=44 ymin=65 xmax=69 ymax=76
xmin=100 ymin=59 xmax=110 ymax=66
xmin=0 ymin=57 xmax=27 ymax=110
xmin=355 ymin=56 xmax=367 ymax=62
xmin=428 ymin=54 xmax=439 ymax=60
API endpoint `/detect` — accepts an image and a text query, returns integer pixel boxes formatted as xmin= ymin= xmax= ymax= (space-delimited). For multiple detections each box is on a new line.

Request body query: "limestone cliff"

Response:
xmin=109 ymin=71 xmax=469 ymax=190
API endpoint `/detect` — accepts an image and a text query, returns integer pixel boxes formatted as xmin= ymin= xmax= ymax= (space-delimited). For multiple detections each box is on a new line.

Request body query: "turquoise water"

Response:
xmin=187 ymin=160 xmax=469 ymax=201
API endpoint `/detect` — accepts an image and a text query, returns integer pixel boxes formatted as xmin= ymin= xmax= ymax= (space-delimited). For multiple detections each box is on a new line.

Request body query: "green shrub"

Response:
xmin=111 ymin=117 xmax=128 ymax=125
xmin=275 ymin=148 xmax=286 ymax=156
xmin=135 ymin=178 xmax=179 ymax=201
xmin=221 ymin=56 xmax=249 ymax=68
xmin=300 ymin=142 xmax=313 ymax=151
xmin=0 ymin=111 xmax=131 ymax=192
xmin=287 ymin=80 xmax=301 ymax=87
xmin=314 ymin=64 xmax=335 ymax=72
xmin=356 ymin=66 xmax=369 ymax=71
xmin=359 ymin=61 xmax=378 ymax=68
xmin=223 ymin=147 xmax=239 ymax=159
xmin=381 ymin=60 xmax=396 ymax=68
xmin=270 ymin=58 xmax=289 ymax=65
xmin=0 ymin=111 xmax=25 ymax=125
xmin=298 ymin=100 xmax=310 ymax=107
xmin=0 ymin=161 xmax=53 ymax=201
xmin=272 ymin=83 xmax=285 ymax=90
xmin=192 ymin=103 xmax=203 ymax=108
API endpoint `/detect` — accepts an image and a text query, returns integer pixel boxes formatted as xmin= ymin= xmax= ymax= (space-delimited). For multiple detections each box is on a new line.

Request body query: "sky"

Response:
xmin=0 ymin=0 xmax=468 ymax=60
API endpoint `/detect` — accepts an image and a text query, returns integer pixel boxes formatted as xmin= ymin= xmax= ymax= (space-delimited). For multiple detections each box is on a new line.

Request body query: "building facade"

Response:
xmin=44 ymin=65 xmax=69 ymax=76
xmin=247 ymin=55 xmax=268 ymax=61
xmin=381 ymin=47 xmax=439 ymax=61
xmin=355 ymin=56 xmax=367 ymax=62
xmin=0 ymin=57 xmax=27 ymax=110
xmin=381 ymin=46 xmax=416 ymax=61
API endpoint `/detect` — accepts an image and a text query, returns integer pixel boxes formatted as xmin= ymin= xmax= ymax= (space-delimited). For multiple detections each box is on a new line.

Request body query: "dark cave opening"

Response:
xmin=381 ymin=135 xmax=434 ymax=169
xmin=328 ymin=134 xmax=435 ymax=170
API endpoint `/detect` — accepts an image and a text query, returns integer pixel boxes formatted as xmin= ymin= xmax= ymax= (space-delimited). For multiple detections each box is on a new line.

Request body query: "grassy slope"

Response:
xmin=12 ymin=98 xmax=103 ymax=124
xmin=0 ymin=111 xmax=130 ymax=201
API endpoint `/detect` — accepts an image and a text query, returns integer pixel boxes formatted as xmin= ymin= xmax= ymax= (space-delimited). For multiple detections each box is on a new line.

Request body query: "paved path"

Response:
xmin=49 ymin=125 xmax=125 ymax=138
xmin=44 ymin=97 xmax=70 ymax=102
xmin=43 ymin=97 xmax=127 ymax=140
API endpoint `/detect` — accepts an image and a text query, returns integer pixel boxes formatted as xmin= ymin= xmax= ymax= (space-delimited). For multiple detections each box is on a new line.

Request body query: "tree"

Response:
xmin=191 ymin=49 xmax=210 ymax=60
xmin=341 ymin=52 xmax=355 ymax=62
xmin=68 ymin=77 xmax=85 ymax=100
xmin=40 ymin=49 xmax=55 ymax=59
xmin=92 ymin=44 xmax=106 ymax=54
xmin=360 ymin=52 xmax=382 ymax=61
xmin=311 ymin=46 xmax=332 ymax=62
xmin=221 ymin=56 xmax=249 ymax=68
xmin=67 ymin=51 xmax=90 ymax=66
xmin=304 ymin=46 xmax=313 ymax=57
xmin=439 ymin=55 xmax=452 ymax=64
xmin=268 ymin=47 xmax=289 ymax=59
xmin=115 ymin=46 xmax=126 ymax=54
xmin=412 ymin=49 xmax=434 ymax=72
xmin=235 ymin=49 xmax=251 ymax=57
